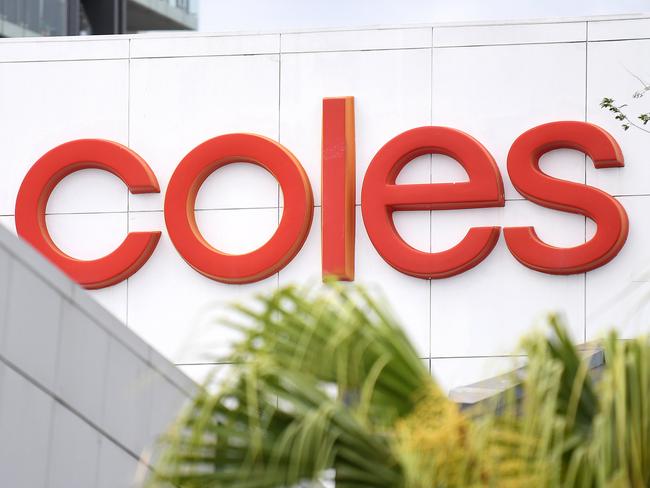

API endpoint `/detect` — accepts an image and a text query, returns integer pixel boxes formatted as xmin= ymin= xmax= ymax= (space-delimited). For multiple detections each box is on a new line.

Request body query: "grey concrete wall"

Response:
xmin=0 ymin=225 xmax=196 ymax=487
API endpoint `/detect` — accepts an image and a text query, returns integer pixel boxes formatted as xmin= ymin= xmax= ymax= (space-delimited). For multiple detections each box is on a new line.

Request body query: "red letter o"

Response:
xmin=164 ymin=134 xmax=313 ymax=284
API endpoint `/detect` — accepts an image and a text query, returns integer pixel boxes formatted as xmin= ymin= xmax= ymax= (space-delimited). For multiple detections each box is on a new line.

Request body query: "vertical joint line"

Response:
xmin=429 ymin=27 xmax=434 ymax=360
xmin=126 ymin=37 xmax=132 ymax=326
xmin=583 ymin=22 xmax=589 ymax=343
xmin=276 ymin=34 xmax=282 ymax=289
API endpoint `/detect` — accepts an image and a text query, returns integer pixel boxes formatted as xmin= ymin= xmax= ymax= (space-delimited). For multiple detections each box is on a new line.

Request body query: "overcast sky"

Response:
xmin=199 ymin=0 xmax=650 ymax=33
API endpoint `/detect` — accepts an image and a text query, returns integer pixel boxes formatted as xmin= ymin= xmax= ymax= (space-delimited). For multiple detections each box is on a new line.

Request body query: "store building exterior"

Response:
xmin=1 ymin=14 xmax=650 ymax=484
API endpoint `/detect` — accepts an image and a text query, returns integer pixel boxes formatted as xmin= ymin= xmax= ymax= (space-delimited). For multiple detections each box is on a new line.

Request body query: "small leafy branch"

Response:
xmin=601 ymin=71 xmax=650 ymax=134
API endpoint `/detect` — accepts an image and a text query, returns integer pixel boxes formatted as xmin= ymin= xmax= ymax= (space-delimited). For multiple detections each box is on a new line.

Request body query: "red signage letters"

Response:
xmin=15 ymin=97 xmax=628 ymax=289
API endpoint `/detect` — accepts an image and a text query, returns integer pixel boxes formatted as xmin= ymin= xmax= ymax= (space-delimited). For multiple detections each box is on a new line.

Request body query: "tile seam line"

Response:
xmin=127 ymin=37 xmax=131 ymax=331
xmin=0 ymin=19 xmax=641 ymax=49
xmin=0 ymin=40 xmax=612 ymax=65
xmin=133 ymin=47 xmax=430 ymax=58
xmin=584 ymin=26 xmax=589 ymax=344
xmin=43 ymin=385 xmax=57 ymax=488
xmin=0 ymin=57 xmax=129 ymax=64
xmin=38 ymin=15 xmax=650 ymax=40
xmin=0 ymin=35 xmax=646 ymax=60
xmin=0 ymin=353 xmax=156 ymax=469
xmin=276 ymin=34 xmax=282 ymax=291
xmin=429 ymin=354 xmax=528 ymax=359
xmin=11 ymin=190 xmax=646 ymax=219
xmin=429 ymin=27 xmax=434 ymax=360
xmin=434 ymin=39 xmax=587 ymax=49
xmin=45 ymin=284 xmax=68 ymax=486
xmin=0 ymin=39 xmax=622 ymax=64
xmin=2 ymin=15 xmax=643 ymax=40
xmin=0 ymin=45 xmax=431 ymax=64
xmin=15 ymin=191 xmax=648 ymax=218
xmin=176 ymin=355 xmax=528 ymax=364
xmin=0 ymin=258 xmax=12 ymax=347
xmin=588 ymin=36 xmax=650 ymax=43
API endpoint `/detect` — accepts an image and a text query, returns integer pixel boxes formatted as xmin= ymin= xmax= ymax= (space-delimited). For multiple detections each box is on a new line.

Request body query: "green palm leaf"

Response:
xmin=150 ymin=284 xmax=650 ymax=488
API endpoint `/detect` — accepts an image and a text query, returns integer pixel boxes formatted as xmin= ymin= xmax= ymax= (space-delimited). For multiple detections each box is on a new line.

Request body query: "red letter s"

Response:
xmin=504 ymin=121 xmax=628 ymax=274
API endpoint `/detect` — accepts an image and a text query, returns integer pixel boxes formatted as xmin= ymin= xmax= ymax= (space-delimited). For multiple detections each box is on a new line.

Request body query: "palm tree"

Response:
xmin=150 ymin=284 xmax=650 ymax=487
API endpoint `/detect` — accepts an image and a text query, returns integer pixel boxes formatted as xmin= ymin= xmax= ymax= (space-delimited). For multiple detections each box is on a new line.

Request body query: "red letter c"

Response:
xmin=15 ymin=139 xmax=161 ymax=289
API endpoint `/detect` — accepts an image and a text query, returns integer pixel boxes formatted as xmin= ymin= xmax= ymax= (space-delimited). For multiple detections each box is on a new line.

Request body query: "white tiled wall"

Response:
xmin=2 ymin=16 xmax=650 ymax=392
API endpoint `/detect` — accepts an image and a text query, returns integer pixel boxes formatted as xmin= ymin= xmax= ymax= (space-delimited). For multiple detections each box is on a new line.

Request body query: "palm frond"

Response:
xmin=150 ymin=283 xmax=650 ymax=488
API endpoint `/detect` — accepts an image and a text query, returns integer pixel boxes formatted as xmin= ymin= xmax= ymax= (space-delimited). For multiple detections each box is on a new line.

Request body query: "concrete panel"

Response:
xmin=0 ymin=222 xmax=194 ymax=486
xmin=0 ymin=366 xmax=54 ymax=488
xmin=96 ymin=436 xmax=140 ymax=488
xmin=102 ymin=336 xmax=154 ymax=455
xmin=3 ymin=261 xmax=63 ymax=390
xmin=48 ymin=403 xmax=101 ymax=488
xmin=55 ymin=301 xmax=110 ymax=426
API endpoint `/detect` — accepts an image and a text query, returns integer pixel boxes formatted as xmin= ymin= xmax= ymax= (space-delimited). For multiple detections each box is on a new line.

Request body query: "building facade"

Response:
xmin=1 ymin=13 xmax=650 ymax=487
xmin=0 ymin=224 xmax=194 ymax=485
xmin=1 ymin=14 xmax=650 ymax=395
xmin=0 ymin=0 xmax=197 ymax=38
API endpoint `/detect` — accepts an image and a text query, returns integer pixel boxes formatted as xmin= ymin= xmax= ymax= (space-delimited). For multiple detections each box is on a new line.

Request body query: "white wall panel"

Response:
xmin=356 ymin=207 xmax=431 ymax=358
xmin=129 ymin=54 xmax=280 ymax=212
xmin=434 ymin=21 xmax=585 ymax=47
xmin=432 ymin=42 xmax=586 ymax=200
xmin=131 ymin=33 xmax=280 ymax=58
xmin=45 ymin=212 xmax=129 ymax=322
xmin=430 ymin=200 xmax=586 ymax=357
xmin=128 ymin=210 xmax=277 ymax=363
xmin=586 ymin=196 xmax=650 ymax=340
xmin=0 ymin=59 xmax=129 ymax=215
xmin=280 ymin=48 xmax=432 ymax=205
xmin=586 ymin=39 xmax=650 ymax=196
xmin=0 ymin=38 xmax=128 ymax=62
xmin=281 ymin=27 xmax=432 ymax=52
xmin=281 ymin=207 xmax=431 ymax=358
xmin=588 ymin=17 xmax=650 ymax=41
